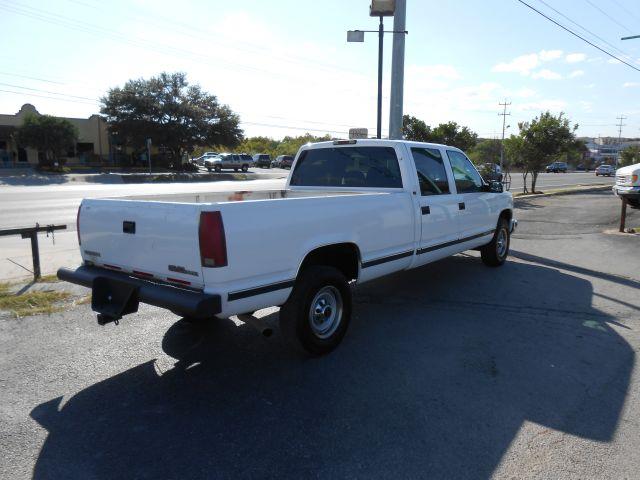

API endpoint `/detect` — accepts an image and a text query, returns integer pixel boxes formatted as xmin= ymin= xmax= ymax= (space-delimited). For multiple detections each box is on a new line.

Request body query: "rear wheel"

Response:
xmin=279 ymin=266 xmax=352 ymax=356
xmin=241 ymin=164 xmax=248 ymax=172
xmin=481 ymin=218 xmax=510 ymax=267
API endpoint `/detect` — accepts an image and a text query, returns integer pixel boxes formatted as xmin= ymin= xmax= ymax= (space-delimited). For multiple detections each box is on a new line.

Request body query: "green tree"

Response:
xmin=16 ymin=113 xmax=78 ymax=167
xmin=430 ymin=121 xmax=478 ymax=152
xmin=518 ymin=111 xmax=578 ymax=192
xmin=234 ymin=136 xmax=281 ymax=158
xmin=620 ymin=145 xmax=640 ymax=167
xmin=101 ymin=72 xmax=243 ymax=169
xmin=468 ymin=139 xmax=502 ymax=167
xmin=503 ymin=134 xmax=536 ymax=193
xmin=402 ymin=115 xmax=432 ymax=142
xmin=274 ymin=133 xmax=332 ymax=156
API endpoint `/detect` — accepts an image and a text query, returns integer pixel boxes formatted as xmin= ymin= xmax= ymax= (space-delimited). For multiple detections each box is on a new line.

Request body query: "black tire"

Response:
xmin=241 ymin=164 xmax=248 ymax=172
xmin=207 ymin=168 xmax=212 ymax=172
xmin=481 ymin=218 xmax=510 ymax=267
xmin=279 ymin=266 xmax=352 ymax=356
xmin=214 ymin=165 xmax=221 ymax=172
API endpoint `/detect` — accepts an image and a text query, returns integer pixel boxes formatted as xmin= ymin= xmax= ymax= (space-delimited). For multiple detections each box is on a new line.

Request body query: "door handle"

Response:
xmin=458 ymin=202 xmax=466 ymax=210
xmin=421 ymin=206 xmax=430 ymax=215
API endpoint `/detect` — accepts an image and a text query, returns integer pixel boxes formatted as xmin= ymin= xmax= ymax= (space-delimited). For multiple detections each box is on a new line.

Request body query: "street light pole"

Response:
xmin=388 ymin=0 xmax=407 ymax=140
xmin=376 ymin=16 xmax=384 ymax=139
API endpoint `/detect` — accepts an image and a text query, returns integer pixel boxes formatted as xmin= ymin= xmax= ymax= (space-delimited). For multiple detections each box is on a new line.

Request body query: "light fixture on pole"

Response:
xmin=347 ymin=1 xmax=406 ymax=139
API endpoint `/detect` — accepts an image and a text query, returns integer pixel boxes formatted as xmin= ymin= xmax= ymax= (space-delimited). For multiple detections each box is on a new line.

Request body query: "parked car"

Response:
xmin=204 ymin=153 xmax=252 ymax=172
xmin=253 ymin=154 xmax=271 ymax=168
xmin=576 ymin=164 xmax=585 ymax=171
xmin=274 ymin=155 xmax=294 ymax=169
xmin=60 ymin=139 xmax=515 ymax=355
xmin=546 ymin=161 xmax=568 ymax=173
xmin=613 ymin=162 xmax=640 ymax=209
xmin=595 ymin=164 xmax=615 ymax=177
xmin=596 ymin=164 xmax=616 ymax=177
xmin=194 ymin=152 xmax=218 ymax=166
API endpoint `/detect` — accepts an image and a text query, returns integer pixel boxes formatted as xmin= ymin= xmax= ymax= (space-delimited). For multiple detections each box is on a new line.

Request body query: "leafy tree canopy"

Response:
xmin=101 ymin=72 xmax=243 ymax=167
xmin=402 ymin=115 xmax=478 ymax=151
xmin=17 ymin=113 xmax=78 ymax=166
xmin=620 ymin=145 xmax=640 ymax=168
xmin=468 ymin=139 xmax=502 ymax=167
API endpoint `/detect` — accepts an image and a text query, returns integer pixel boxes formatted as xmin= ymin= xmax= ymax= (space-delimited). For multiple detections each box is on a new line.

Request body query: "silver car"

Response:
xmin=205 ymin=153 xmax=253 ymax=172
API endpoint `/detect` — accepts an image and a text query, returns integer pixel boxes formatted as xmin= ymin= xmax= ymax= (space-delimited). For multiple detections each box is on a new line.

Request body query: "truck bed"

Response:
xmin=120 ymin=189 xmax=375 ymax=204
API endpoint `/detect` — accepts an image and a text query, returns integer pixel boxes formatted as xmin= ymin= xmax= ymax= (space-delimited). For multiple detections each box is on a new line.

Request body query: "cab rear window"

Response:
xmin=290 ymin=147 xmax=402 ymax=188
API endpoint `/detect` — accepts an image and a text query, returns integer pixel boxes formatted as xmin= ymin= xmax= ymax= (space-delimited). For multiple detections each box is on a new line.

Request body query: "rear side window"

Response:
xmin=447 ymin=150 xmax=484 ymax=193
xmin=411 ymin=147 xmax=450 ymax=195
xmin=290 ymin=146 xmax=402 ymax=188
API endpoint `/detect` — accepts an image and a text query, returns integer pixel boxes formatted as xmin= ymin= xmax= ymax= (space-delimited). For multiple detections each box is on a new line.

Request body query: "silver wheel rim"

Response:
xmin=309 ymin=286 xmax=343 ymax=339
xmin=496 ymin=228 xmax=508 ymax=258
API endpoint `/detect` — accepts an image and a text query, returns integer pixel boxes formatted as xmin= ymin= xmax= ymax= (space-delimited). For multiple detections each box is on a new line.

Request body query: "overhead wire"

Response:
xmin=515 ymin=0 xmax=640 ymax=73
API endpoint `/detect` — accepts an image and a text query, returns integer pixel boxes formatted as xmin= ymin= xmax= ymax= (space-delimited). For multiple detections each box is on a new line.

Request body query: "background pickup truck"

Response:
xmin=59 ymin=139 xmax=516 ymax=355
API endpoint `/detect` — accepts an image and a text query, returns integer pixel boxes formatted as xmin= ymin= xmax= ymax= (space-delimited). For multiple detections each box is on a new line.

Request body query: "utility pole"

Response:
xmin=376 ymin=16 xmax=384 ymax=139
xmin=616 ymin=115 xmax=626 ymax=169
xmin=498 ymin=100 xmax=511 ymax=173
xmin=388 ymin=0 xmax=407 ymax=140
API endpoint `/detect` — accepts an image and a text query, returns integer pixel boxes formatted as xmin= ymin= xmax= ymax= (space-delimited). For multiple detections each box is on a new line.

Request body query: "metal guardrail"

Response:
xmin=0 ymin=223 xmax=67 ymax=280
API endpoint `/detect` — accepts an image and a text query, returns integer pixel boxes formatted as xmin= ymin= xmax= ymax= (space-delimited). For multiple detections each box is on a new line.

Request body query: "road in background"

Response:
xmin=0 ymin=172 xmax=615 ymax=280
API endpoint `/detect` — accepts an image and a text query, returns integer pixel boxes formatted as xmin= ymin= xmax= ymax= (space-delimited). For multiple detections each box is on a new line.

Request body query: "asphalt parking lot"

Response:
xmin=1 ymin=191 xmax=639 ymax=479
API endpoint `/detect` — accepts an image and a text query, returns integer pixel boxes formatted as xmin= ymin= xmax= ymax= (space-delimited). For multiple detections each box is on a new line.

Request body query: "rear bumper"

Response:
xmin=57 ymin=266 xmax=221 ymax=319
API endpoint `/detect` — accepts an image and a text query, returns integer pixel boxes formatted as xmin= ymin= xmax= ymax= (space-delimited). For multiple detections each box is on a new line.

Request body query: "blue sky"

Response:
xmin=1 ymin=0 xmax=639 ymax=140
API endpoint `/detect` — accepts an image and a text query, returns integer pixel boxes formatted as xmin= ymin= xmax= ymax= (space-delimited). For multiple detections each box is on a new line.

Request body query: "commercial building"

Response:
xmin=0 ymin=104 xmax=109 ymax=167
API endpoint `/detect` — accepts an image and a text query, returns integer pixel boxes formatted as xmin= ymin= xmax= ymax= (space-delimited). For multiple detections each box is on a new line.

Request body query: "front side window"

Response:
xmin=290 ymin=146 xmax=402 ymax=188
xmin=447 ymin=150 xmax=484 ymax=193
xmin=411 ymin=147 xmax=450 ymax=196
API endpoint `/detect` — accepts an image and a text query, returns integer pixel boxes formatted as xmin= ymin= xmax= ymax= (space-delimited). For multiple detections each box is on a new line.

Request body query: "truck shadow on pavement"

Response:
xmin=30 ymin=255 xmax=634 ymax=479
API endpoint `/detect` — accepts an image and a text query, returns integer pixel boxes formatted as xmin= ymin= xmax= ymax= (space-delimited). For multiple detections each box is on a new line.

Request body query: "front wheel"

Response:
xmin=481 ymin=218 xmax=510 ymax=267
xmin=279 ymin=266 xmax=352 ymax=356
xmin=214 ymin=165 xmax=221 ymax=172
xmin=241 ymin=164 xmax=248 ymax=172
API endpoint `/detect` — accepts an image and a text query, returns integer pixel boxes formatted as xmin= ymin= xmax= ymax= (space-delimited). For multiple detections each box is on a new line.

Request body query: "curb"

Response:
xmin=513 ymin=184 xmax=612 ymax=201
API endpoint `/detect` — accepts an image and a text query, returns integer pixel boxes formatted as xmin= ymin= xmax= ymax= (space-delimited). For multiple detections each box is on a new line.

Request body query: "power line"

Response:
xmin=0 ymin=82 xmax=98 ymax=101
xmin=535 ymin=0 xmax=634 ymax=60
xmin=0 ymin=89 xmax=98 ymax=105
xmin=610 ymin=0 xmax=640 ymax=23
xmin=583 ymin=0 xmax=633 ymax=34
xmin=515 ymin=0 xmax=640 ymax=73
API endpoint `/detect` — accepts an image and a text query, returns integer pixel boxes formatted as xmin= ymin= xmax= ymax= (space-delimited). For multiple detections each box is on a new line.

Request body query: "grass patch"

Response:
xmin=37 ymin=274 xmax=60 ymax=283
xmin=0 ymin=287 xmax=71 ymax=318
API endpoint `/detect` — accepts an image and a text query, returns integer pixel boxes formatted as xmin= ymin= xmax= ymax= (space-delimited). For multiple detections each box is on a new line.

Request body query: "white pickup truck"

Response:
xmin=613 ymin=162 xmax=640 ymax=209
xmin=59 ymin=139 xmax=516 ymax=355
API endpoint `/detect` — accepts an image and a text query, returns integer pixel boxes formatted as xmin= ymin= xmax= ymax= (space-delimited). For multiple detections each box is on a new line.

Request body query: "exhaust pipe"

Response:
xmin=236 ymin=313 xmax=273 ymax=337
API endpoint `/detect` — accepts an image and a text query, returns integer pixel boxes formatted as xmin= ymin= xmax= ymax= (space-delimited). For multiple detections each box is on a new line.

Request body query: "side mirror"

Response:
xmin=489 ymin=180 xmax=503 ymax=193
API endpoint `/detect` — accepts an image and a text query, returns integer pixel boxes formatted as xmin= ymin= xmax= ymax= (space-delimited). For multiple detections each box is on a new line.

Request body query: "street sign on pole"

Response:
xmin=349 ymin=128 xmax=369 ymax=139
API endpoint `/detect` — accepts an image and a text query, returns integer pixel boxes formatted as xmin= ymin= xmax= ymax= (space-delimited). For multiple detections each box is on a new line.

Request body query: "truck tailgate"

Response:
xmin=79 ymin=199 xmax=205 ymax=288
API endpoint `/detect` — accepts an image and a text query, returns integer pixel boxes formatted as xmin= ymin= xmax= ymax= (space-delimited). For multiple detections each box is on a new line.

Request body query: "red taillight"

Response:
xmin=167 ymin=277 xmax=191 ymax=286
xmin=199 ymin=211 xmax=227 ymax=268
xmin=76 ymin=204 xmax=81 ymax=245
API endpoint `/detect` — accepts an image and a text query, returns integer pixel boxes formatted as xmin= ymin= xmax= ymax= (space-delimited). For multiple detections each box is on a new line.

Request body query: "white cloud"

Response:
xmin=492 ymin=49 xmax=563 ymax=76
xmin=516 ymin=99 xmax=568 ymax=112
xmin=568 ymin=70 xmax=585 ymax=78
xmin=608 ymin=58 xmax=622 ymax=64
xmin=513 ymin=87 xmax=536 ymax=98
xmin=492 ymin=53 xmax=539 ymax=75
xmin=623 ymin=82 xmax=640 ymax=87
xmin=405 ymin=64 xmax=462 ymax=90
xmin=532 ymin=69 xmax=563 ymax=80
xmin=540 ymin=49 xmax=563 ymax=61
xmin=566 ymin=53 xmax=587 ymax=63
